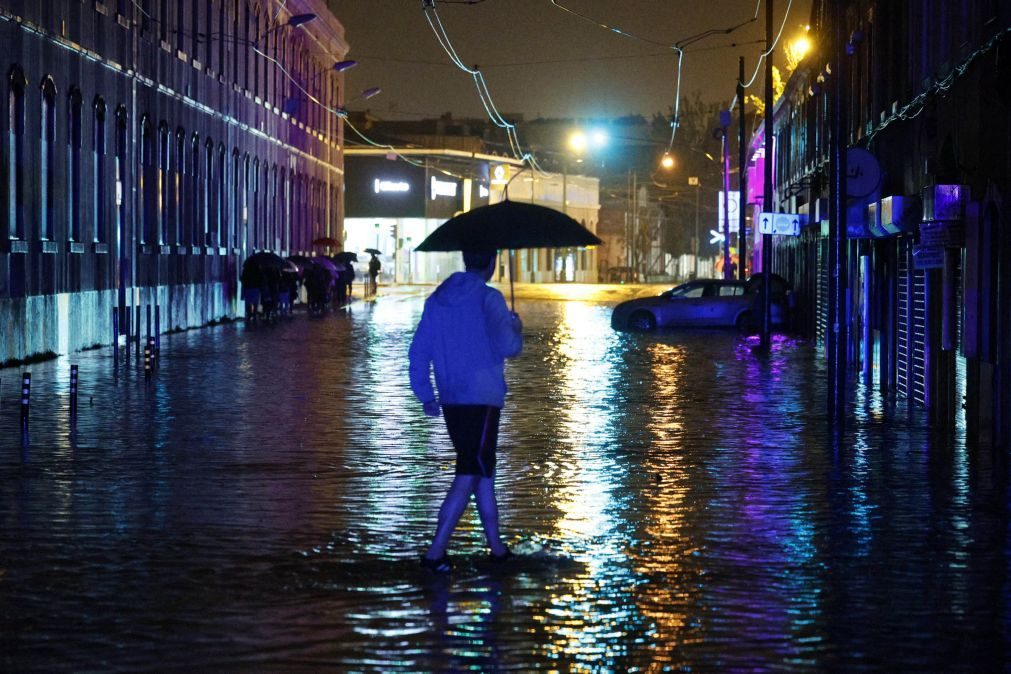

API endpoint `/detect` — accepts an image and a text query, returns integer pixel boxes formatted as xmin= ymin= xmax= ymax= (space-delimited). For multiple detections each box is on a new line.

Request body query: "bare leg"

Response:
xmin=425 ymin=475 xmax=479 ymax=560
xmin=474 ymin=477 xmax=508 ymax=556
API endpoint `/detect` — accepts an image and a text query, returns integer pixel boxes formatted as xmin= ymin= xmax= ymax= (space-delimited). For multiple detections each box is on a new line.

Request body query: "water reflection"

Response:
xmin=0 ymin=292 xmax=1007 ymax=671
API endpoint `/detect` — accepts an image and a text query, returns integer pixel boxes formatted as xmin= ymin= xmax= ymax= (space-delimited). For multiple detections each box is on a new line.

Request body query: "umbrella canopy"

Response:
xmin=287 ymin=254 xmax=314 ymax=272
xmin=332 ymin=251 xmax=358 ymax=264
xmin=312 ymin=236 xmax=340 ymax=247
xmin=364 ymin=248 xmax=382 ymax=256
xmin=313 ymin=256 xmax=341 ymax=281
xmin=244 ymin=251 xmax=287 ymax=271
xmin=414 ymin=200 xmax=602 ymax=252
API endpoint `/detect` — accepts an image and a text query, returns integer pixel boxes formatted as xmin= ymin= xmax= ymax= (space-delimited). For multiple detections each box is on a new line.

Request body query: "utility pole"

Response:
xmin=720 ymin=111 xmax=732 ymax=279
xmin=738 ymin=56 xmax=747 ymax=282
xmin=760 ymin=0 xmax=774 ymax=350
xmin=689 ymin=176 xmax=700 ymax=279
xmin=828 ymin=0 xmax=849 ymax=419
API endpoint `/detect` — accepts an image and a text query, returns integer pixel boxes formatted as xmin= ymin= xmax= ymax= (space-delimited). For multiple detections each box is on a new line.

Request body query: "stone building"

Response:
xmin=1 ymin=0 xmax=350 ymax=364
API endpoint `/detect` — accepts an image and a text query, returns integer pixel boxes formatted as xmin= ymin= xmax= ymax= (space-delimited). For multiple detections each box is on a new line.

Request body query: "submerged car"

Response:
xmin=611 ymin=277 xmax=788 ymax=332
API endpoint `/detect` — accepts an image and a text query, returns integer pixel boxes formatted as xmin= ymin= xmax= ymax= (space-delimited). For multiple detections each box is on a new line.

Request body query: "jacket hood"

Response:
xmin=432 ymin=271 xmax=489 ymax=306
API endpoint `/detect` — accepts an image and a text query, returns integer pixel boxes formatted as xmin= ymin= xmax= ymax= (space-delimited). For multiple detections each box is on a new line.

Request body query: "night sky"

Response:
xmin=329 ymin=0 xmax=813 ymax=122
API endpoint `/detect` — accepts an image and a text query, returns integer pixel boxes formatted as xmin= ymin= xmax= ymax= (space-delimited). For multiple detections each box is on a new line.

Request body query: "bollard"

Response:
xmin=135 ymin=304 xmax=141 ymax=357
xmin=146 ymin=303 xmax=151 ymax=351
xmin=113 ymin=306 xmax=120 ymax=364
xmin=144 ymin=343 xmax=152 ymax=381
xmin=20 ymin=372 xmax=31 ymax=425
xmin=148 ymin=337 xmax=156 ymax=371
xmin=69 ymin=365 xmax=79 ymax=419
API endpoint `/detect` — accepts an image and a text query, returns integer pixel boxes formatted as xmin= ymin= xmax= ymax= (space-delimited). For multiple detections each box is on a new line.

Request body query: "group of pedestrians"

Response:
xmin=240 ymin=265 xmax=298 ymax=323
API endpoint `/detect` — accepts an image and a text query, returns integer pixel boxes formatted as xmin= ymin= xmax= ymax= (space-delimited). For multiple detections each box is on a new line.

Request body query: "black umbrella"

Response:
xmin=332 ymin=251 xmax=359 ymax=264
xmin=415 ymin=200 xmax=601 ymax=252
xmin=244 ymin=251 xmax=287 ymax=271
xmin=415 ymin=200 xmax=602 ymax=309
xmin=364 ymin=248 xmax=382 ymax=256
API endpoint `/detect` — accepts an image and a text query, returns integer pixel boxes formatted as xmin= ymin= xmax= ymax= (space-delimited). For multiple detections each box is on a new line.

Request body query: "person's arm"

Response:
xmin=484 ymin=292 xmax=523 ymax=358
xmin=408 ymin=309 xmax=440 ymax=414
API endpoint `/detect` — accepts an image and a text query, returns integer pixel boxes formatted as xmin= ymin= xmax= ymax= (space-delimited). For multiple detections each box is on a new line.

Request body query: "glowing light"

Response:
xmin=568 ymin=130 xmax=588 ymax=153
xmin=661 ymin=154 xmax=675 ymax=170
xmin=373 ymin=179 xmax=410 ymax=194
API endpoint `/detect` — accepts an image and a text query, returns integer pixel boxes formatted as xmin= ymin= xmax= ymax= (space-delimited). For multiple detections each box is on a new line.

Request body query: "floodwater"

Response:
xmin=1 ymin=285 xmax=1008 ymax=671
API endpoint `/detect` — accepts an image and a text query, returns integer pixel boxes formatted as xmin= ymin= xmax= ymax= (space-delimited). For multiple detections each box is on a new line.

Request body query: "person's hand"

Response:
xmin=509 ymin=311 xmax=523 ymax=333
xmin=422 ymin=399 xmax=441 ymax=417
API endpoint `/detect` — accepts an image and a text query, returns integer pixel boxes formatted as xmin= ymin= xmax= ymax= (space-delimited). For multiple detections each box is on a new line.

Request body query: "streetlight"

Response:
xmin=333 ymin=60 xmax=358 ymax=73
xmin=688 ymin=176 xmax=700 ymax=279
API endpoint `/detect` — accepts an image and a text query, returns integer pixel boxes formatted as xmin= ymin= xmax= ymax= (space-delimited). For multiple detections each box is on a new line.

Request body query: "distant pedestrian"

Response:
xmin=368 ymin=254 xmax=381 ymax=295
xmin=342 ymin=262 xmax=355 ymax=302
xmin=409 ymin=249 xmax=523 ymax=573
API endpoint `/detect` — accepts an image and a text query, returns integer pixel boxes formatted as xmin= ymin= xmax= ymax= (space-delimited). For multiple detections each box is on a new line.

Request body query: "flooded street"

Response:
xmin=1 ymin=285 xmax=1008 ymax=671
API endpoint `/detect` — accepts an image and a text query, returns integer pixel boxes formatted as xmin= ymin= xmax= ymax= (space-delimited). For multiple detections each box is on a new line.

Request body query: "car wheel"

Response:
xmin=735 ymin=311 xmax=755 ymax=333
xmin=629 ymin=311 xmax=656 ymax=332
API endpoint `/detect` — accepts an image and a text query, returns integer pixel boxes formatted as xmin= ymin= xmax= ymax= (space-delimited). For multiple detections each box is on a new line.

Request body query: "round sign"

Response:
xmin=846 ymin=147 xmax=882 ymax=198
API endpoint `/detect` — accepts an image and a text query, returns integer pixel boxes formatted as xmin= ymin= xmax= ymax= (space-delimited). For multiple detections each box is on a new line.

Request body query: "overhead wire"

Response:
xmin=421 ymin=0 xmax=549 ymax=176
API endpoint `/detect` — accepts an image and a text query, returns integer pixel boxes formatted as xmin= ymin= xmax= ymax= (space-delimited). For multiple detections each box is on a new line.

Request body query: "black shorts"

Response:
xmin=442 ymin=404 xmax=501 ymax=477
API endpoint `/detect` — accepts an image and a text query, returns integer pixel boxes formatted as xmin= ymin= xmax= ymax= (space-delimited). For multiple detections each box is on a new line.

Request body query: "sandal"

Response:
xmin=419 ymin=555 xmax=453 ymax=573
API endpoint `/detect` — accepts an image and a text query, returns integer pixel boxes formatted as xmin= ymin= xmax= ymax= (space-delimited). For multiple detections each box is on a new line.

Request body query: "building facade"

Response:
xmin=344 ymin=148 xmax=600 ymax=285
xmin=1 ymin=0 xmax=350 ymax=364
xmin=762 ymin=1 xmax=1010 ymax=445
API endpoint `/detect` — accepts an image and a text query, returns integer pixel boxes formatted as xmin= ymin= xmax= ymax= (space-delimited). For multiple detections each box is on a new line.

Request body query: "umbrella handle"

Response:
xmin=509 ymin=250 xmax=515 ymax=312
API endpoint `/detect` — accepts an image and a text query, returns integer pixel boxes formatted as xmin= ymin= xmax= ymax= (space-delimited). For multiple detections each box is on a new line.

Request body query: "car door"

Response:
xmin=661 ymin=282 xmax=708 ymax=327
xmin=705 ymin=282 xmax=748 ymax=326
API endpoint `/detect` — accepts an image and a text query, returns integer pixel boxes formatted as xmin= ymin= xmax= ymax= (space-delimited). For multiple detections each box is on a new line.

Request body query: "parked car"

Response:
xmin=611 ymin=277 xmax=789 ymax=332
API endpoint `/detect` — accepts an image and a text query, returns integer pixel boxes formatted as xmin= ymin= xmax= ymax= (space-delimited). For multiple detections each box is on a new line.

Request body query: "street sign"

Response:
xmin=688 ymin=176 xmax=699 ymax=186
xmin=919 ymin=220 xmax=965 ymax=247
xmin=757 ymin=212 xmax=802 ymax=236
xmin=912 ymin=245 xmax=944 ymax=269
xmin=710 ymin=229 xmax=725 ymax=245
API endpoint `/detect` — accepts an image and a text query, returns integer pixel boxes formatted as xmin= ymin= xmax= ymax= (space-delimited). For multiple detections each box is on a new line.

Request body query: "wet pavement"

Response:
xmin=1 ymin=284 xmax=1009 ymax=671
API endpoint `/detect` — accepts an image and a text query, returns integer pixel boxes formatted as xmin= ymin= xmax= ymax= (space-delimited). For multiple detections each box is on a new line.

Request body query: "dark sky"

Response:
xmin=329 ymin=0 xmax=813 ymax=122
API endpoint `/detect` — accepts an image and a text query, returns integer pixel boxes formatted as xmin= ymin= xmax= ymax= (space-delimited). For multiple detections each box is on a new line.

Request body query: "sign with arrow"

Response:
xmin=758 ymin=212 xmax=802 ymax=236
xmin=710 ymin=229 xmax=725 ymax=245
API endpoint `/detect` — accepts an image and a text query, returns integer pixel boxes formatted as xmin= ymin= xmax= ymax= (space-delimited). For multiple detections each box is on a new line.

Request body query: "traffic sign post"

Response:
xmin=757 ymin=212 xmax=802 ymax=236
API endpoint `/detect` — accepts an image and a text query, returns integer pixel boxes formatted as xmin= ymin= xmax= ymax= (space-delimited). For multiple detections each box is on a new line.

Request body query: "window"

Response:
xmin=114 ymin=106 xmax=128 ymax=254
xmin=139 ymin=115 xmax=156 ymax=245
xmin=252 ymin=5 xmax=261 ymax=98
xmin=8 ymin=65 xmax=27 ymax=241
xmin=176 ymin=0 xmax=186 ymax=53
xmin=251 ymin=157 xmax=259 ymax=249
xmin=92 ymin=96 xmax=107 ymax=244
xmin=68 ymin=88 xmax=83 ymax=243
xmin=231 ymin=148 xmax=240 ymax=249
xmin=158 ymin=121 xmax=170 ymax=245
xmin=191 ymin=0 xmax=199 ymax=62
xmin=269 ymin=163 xmax=277 ymax=250
xmin=216 ymin=143 xmax=226 ymax=248
xmin=159 ymin=0 xmax=169 ymax=43
xmin=203 ymin=137 xmax=213 ymax=246
xmin=40 ymin=76 xmax=57 ymax=242
xmin=173 ymin=128 xmax=185 ymax=244
xmin=242 ymin=152 xmax=251 ymax=249
xmin=190 ymin=133 xmax=200 ymax=246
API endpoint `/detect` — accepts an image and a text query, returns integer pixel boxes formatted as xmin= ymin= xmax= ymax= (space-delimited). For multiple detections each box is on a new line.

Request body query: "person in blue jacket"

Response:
xmin=409 ymin=249 xmax=523 ymax=572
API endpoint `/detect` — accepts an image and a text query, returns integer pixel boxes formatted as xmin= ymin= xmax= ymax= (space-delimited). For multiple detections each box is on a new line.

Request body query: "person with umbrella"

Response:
xmin=366 ymin=249 xmax=382 ymax=296
xmin=409 ymin=249 xmax=523 ymax=573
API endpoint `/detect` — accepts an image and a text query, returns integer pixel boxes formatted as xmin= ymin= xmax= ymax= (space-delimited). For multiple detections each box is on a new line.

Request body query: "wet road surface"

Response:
xmin=1 ymin=284 xmax=1008 ymax=671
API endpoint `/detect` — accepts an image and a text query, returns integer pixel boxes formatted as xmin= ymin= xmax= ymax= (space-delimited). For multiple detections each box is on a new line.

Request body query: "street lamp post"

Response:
xmin=689 ymin=176 xmax=700 ymax=279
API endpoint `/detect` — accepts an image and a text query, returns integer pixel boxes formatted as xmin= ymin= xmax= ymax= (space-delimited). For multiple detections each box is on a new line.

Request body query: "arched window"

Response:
xmin=174 ymin=127 xmax=185 ymax=245
xmin=279 ymin=167 xmax=288 ymax=252
xmin=251 ymin=156 xmax=260 ymax=249
xmin=66 ymin=88 xmax=83 ymax=244
xmin=204 ymin=137 xmax=213 ymax=246
xmin=242 ymin=152 xmax=251 ymax=249
xmin=261 ymin=160 xmax=269 ymax=250
xmin=190 ymin=132 xmax=200 ymax=247
xmin=269 ymin=163 xmax=278 ymax=250
xmin=158 ymin=121 xmax=170 ymax=246
xmin=92 ymin=96 xmax=107 ymax=244
xmin=7 ymin=65 xmax=28 ymax=241
xmin=114 ymin=106 xmax=129 ymax=254
xmin=138 ymin=115 xmax=157 ymax=246
xmin=40 ymin=76 xmax=57 ymax=242
xmin=217 ymin=143 xmax=226 ymax=249
xmin=252 ymin=5 xmax=261 ymax=99
xmin=231 ymin=148 xmax=241 ymax=250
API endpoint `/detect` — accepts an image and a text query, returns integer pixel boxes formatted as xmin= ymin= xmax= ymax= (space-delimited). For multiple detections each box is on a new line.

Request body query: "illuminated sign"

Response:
xmin=374 ymin=178 xmax=410 ymax=194
xmin=430 ymin=176 xmax=459 ymax=200
xmin=490 ymin=164 xmax=510 ymax=185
